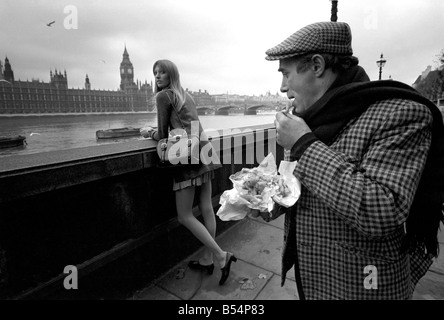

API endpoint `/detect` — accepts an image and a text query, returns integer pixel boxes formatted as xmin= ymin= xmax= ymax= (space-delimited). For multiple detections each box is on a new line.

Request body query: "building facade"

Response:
xmin=413 ymin=65 xmax=444 ymax=103
xmin=0 ymin=48 xmax=154 ymax=115
xmin=0 ymin=47 xmax=287 ymax=115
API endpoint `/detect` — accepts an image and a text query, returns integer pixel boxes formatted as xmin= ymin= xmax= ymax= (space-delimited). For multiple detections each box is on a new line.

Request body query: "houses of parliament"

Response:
xmin=0 ymin=47 xmax=155 ymax=114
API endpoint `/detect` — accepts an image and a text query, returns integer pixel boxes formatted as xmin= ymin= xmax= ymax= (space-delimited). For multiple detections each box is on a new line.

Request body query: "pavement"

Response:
xmin=130 ymin=214 xmax=444 ymax=300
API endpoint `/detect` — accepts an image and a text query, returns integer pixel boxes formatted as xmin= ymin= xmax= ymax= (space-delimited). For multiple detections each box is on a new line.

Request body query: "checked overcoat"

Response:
xmin=282 ymin=97 xmax=434 ymax=299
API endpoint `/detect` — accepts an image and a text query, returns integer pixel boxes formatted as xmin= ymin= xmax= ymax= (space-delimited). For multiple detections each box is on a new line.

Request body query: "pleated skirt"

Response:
xmin=173 ymin=170 xmax=215 ymax=191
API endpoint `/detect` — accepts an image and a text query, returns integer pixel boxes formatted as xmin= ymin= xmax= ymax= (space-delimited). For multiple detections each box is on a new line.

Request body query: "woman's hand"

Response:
xmin=140 ymin=126 xmax=154 ymax=138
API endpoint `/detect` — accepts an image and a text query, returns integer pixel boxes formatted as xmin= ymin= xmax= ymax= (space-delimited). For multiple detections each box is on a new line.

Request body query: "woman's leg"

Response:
xmin=198 ymin=180 xmax=230 ymax=268
xmin=176 ymin=185 xmax=225 ymax=266
xmin=197 ymin=180 xmax=218 ymax=264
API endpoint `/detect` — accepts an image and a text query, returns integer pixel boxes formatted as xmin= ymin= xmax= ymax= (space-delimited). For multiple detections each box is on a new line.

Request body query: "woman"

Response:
xmin=141 ymin=59 xmax=236 ymax=285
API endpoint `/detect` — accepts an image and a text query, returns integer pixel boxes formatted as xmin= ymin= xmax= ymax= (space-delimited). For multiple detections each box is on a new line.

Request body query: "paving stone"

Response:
xmin=130 ymin=284 xmax=180 ymax=300
xmin=154 ymin=262 xmax=205 ymax=300
xmin=215 ymin=219 xmax=290 ymax=279
xmin=255 ymin=274 xmax=299 ymax=300
xmin=412 ymin=271 xmax=444 ymax=300
xmin=155 ymin=258 xmax=273 ymax=300
xmin=131 ymin=219 xmax=444 ymax=300
xmin=191 ymin=260 xmax=273 ymax=300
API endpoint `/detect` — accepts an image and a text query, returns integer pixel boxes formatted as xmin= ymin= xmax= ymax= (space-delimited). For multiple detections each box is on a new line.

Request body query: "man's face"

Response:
xmin=278 ymin=57 xmax=319 ymax=115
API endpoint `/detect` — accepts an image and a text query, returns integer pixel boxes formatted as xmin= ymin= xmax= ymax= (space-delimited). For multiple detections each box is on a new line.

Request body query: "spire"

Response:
xmin=121 ymin=45 xmax=132 ymax=65
xmin=85 ymin=73 xmax=91 ymax=90
xmin=3 ymin=56 xmax=14 ymax=82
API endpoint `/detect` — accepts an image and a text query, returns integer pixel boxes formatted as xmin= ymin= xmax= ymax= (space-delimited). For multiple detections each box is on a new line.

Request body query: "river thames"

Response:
xmin=0 ymin=112 xmax=276 ymax=157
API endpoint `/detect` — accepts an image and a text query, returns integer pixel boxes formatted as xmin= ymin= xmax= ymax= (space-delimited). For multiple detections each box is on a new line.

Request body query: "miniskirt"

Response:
xmin=173 ymin=170 xmax=215 ymax=191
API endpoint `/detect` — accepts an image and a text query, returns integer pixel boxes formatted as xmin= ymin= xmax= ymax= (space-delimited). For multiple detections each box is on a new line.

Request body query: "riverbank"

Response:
xmin=0 ymin=111 xmax=156 ymax=118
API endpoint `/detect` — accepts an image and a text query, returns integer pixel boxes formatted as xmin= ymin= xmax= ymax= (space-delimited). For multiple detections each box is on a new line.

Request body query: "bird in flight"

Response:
xmin=46 ymin=20 xmax=55 ymax=27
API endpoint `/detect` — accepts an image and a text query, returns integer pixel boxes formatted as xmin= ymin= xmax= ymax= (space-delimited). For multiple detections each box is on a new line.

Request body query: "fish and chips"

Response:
xmin=217 ymin=153 xmax=301 ymax=221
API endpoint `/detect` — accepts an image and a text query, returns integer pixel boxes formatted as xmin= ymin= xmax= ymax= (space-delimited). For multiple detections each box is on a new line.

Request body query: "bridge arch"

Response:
xmin=244 ymin=104 xmax=277 ymax=115
xmin=196 ymin=107 xmax=215 ymax=115
xmin=195 ymin=104 xmax=278 ymax=115
xmin=215 ymin=105 xmax=243 ymax=115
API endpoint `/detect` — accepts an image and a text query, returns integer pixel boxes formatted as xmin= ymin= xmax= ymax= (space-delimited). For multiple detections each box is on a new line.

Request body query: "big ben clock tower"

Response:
xmin=120 ymin=45 xmax=136 ymax=90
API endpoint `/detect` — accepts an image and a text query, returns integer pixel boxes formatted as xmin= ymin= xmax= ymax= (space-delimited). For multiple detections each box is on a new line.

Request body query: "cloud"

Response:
xmin=1 ymin=0 xmax=444 ymax=95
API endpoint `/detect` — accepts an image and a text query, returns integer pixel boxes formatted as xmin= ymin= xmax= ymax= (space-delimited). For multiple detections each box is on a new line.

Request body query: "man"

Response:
xmin=266 ymin=21 xmax=443 ymax=299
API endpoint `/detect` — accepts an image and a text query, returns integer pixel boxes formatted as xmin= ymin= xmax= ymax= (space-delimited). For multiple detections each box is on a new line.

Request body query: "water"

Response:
xmin=0 ymin=112 xmax=276 ymax=158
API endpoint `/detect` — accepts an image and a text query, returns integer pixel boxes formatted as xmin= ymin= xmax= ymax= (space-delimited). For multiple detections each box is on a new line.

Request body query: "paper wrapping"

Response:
xmin=216 ymin=153 xmax=301 ymax=221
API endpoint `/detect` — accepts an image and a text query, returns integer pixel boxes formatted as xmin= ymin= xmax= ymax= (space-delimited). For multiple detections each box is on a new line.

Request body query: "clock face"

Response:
xmin=128 ymin=69 xmax=132 ymax=74
xmin=121 ymin=68 xmax=125 ymax=73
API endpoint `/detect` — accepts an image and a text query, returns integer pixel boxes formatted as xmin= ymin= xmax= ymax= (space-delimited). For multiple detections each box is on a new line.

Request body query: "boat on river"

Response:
xmin=96 ymin=127 xmax=141 ymax=139
xmin=0 ymin=135 xmax=27 ymax=149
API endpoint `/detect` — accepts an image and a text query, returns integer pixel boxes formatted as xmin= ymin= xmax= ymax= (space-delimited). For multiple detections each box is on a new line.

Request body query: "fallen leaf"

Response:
xmin=240 ymin=279 xmax=256 ymax=290
xmin=239 ymin=278 xmax=249 ymax=284
xmin=175 ymin=267 xmax=186 ymax=279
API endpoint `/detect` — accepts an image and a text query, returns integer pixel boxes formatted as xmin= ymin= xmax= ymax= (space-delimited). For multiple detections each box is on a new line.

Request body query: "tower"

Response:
xmin=0 ymin=59 xmax=3 ymax=79
xmin=85 ymin=74 xmax=91 ymax=90
xmin=120 ymin=45 xmax=136 ymax=90
xmin=50 ymin=69 xmax=68 ymax=89
xmin=3 ymin=57 xmax=14 ymax=82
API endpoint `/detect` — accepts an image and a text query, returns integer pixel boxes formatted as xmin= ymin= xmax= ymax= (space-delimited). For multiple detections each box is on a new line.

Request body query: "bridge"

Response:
xmin=196 ymin=104 xmax=282 ymax=115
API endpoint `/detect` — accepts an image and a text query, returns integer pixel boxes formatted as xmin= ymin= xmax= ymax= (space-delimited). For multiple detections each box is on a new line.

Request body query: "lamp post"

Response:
xmin=376 ymin=53 xmax=386 ymax=80
xmin=330 ymin=0 xmax=338 ymax=22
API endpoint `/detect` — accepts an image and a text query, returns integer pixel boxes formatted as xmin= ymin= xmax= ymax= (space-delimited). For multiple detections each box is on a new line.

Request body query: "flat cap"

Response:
xmin=265 ymin=21 xmax=353 ymax=61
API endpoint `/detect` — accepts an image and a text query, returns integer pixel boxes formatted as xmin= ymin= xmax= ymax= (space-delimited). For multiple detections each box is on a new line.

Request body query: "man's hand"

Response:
xmin=249 ymin=209 xmax=271 ymax=221
xmin=274 ymin=111 xmax=311 ymax=149
xmin=250 ymin=203 xmax=289 ymax=222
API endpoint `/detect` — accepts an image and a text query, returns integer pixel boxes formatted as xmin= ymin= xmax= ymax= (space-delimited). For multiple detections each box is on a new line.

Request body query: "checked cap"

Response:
xmin=265 ymin=21 xmax=353 ymax=61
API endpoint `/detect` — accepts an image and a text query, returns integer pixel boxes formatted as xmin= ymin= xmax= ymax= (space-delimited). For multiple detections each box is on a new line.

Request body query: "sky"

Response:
xmin=1 ymin=0 xmax=443 ymax=96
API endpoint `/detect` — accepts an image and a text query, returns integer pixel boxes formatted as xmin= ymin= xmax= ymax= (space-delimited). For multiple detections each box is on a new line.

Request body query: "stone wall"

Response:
xmin=0 ymin=124 xmax=281 ymax=299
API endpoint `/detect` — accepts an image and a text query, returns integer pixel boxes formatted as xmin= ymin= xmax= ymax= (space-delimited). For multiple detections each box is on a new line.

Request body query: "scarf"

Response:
xmin=295 ymin=65 xmax=444 ymax=256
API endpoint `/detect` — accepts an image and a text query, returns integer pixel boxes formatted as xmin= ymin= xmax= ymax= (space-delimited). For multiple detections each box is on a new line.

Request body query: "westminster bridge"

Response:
xmin=196 ymin=103 xmax=285 ymax=115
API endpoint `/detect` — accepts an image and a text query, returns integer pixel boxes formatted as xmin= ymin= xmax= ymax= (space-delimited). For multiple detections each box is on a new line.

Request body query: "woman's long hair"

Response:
xmin=153 ymin=59 xmax=191 ymax=111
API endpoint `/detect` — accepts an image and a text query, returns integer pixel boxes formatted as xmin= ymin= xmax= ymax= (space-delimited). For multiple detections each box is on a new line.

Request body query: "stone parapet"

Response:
xmin=0 ymin=124 xmax=280 ymax=299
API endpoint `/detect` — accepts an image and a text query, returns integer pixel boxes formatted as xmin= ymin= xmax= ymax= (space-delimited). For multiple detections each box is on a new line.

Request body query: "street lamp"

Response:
xmin=376 ymin=53 xmax=386 ymax=80
xmin=330 ymin=0 xmax=338 ymax=22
